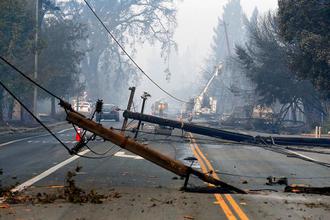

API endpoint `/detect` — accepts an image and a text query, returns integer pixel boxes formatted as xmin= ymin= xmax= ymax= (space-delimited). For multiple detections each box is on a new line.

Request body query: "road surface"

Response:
xmin=1 ymin=120 xmax=330 ymax=220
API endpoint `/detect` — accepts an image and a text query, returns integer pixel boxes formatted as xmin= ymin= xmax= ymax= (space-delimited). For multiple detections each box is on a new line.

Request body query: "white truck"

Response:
xmin=194 ymin=63 xmax=223 ymax=119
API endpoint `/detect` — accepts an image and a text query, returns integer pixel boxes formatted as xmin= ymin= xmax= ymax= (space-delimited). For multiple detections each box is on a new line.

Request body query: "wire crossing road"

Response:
xmin=1 ymin=121 xmax=330 ymax=219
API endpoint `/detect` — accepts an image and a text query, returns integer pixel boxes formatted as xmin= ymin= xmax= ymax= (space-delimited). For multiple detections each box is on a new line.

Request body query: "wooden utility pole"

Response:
xmin=121 ymin=87 xmax=136 ymax=134
xmin=134 ymin=92 xmax=150 ymax=138
xmin=223 ymin=20 xmax=231 ymax=56
xmin=65 ymin=110 xmax=245 ymax=193
xmin=124 ymin=110 xmax=255 ymax=143
xmin=123 ymin=111 xmax=330 ymax=147
xmin=33 ymin=0 xmax=39 ymax=116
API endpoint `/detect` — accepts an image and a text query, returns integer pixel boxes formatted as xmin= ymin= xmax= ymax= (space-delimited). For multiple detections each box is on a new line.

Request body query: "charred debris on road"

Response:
xmin=1 ymin=166 xmax=121 ymax=205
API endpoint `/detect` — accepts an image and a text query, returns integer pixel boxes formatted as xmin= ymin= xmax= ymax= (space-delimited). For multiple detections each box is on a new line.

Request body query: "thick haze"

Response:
xmin=134 ymin=0 xmax=278 ymax=112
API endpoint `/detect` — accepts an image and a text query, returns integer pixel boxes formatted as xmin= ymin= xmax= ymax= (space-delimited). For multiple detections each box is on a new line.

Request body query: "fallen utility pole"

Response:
xmin=124 ymin=111 xmax=255 ymax=143
xmin=123 ymin=111 xmax=330 ymax=147
xmin=65 ymin=110 xmax=246 ymax=194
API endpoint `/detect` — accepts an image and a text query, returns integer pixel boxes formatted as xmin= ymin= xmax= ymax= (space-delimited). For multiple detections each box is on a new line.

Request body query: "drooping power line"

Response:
xmin=83 ymin=0 xmax=187 ymax=103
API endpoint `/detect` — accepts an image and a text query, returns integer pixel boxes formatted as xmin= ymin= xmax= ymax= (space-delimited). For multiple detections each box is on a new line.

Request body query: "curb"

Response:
xmin=0 ymin=121 xmax=68 ymax=135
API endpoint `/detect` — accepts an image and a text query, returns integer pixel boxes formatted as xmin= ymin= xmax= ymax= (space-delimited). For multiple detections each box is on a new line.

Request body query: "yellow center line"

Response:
xmin=189 ymin=133 xmax=249 ymax=220
xmin=190 ymin=143 xmax=237 ymax=220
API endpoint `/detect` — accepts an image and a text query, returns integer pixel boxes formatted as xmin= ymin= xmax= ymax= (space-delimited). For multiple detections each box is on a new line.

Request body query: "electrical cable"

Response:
xmin=0 ymin=80 xmax=71 ymax=152
xmin=0 ymin=57 xmax=127 ymax=159
xmin=0 ymin=78 xmax=115 ymax=159
xmin=258 ymin=136 xmax=330 ymax=168
xmin=70 ymin=116 xmax=116 ymax=156
xmin=69 ymin=104 xmax=123 ymax=157
xmin=0 ymin=56 xmax=62 ymax=101
xmin=132 ymin=101 xmax=136 ymax=112
xmin=72 ymin=123 xmax=120 ymax=156
xmin=126 ymin=119 xmax=135 ymax=128
xmin=82 ymin=0 xmax=187 ymax=103
xmin=111 ymin=127 xmax=237 ymax=143
xmin=84 ymin=143 xmax=120 ymax=156
xmin=212 ymin=171 xmax=330 ymax=180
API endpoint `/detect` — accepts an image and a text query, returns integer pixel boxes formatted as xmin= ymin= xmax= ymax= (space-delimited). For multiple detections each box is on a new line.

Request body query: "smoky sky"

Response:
xmin=134 ymin=0 xmax=278 ymax=111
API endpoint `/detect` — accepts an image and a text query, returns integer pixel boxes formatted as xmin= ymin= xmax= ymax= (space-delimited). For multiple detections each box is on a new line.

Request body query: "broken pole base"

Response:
xmin=182 ymin=168 xmax=192 ymax=190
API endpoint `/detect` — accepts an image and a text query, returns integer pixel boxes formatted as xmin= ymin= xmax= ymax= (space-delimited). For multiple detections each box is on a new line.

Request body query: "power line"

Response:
xmin=0 ymin=57 xmax=117 ymax=159
xmin=0 ymin=79 xmax=71 ymax=153
xmin=0 ymin=56 xmax=62 ymax=101
xmin=82 ymin=0 xmax=187 ymax=103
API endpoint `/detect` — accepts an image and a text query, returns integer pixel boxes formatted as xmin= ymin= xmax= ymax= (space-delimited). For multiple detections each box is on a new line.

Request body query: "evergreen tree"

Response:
xmin=204 ymin=0 xmax=251 ymax=115
xmin=235 ymin=13 xmax=324 ymax=126
xmin=210 ymin=0 xmax=245 ymax=65
xmin=38 ymin=15 xmax=87 ymax=116
xmin=278 ymin=0 xmax=330 ymax=99
xmin=0 ymin=0 xmax=34 ymax=123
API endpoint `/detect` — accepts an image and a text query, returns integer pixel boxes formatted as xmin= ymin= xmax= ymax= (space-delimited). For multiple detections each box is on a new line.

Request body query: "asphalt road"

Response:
xmin=1 ymin=120 xmax=330 ymax=220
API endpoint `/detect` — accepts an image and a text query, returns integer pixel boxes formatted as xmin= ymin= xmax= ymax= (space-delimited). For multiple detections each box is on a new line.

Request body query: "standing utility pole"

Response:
xmin=223 ymin=20 xmax=231 ymax=56
xmin=121 ymin=87 xmax=136 ymax=134
xmin=134 ymin=92 xmax=150 ymax=138
xmin=33 ymin=0 xmax=39 ymax=116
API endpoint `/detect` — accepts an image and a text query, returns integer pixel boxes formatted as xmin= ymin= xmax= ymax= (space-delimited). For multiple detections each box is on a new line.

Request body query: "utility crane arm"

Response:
xmin=199 ymin=63 xmax=223 ymax=98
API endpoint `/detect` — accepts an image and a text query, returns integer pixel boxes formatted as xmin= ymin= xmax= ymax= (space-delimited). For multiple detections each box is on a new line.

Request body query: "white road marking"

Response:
xmin=57 ymin=128 xmax=74 ymax=134
xmin=287 ymin=149 xmax=320 ymax=162
xmin=11 ymin=149 xmax=90 ymax=193
xmin=114 ymin=151 xmax=143 ymax=160
xmin=0 ymin=134 xmax=49 ymax=148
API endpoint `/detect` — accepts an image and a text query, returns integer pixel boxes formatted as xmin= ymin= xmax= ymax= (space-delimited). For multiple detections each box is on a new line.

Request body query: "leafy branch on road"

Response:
xmin=2 ymin=166 xmax=121 ymax=205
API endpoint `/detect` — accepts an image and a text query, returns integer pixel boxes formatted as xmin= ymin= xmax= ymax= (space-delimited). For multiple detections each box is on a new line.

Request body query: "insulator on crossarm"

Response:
xmin=95 ymin=99 xmax=103 ymax=113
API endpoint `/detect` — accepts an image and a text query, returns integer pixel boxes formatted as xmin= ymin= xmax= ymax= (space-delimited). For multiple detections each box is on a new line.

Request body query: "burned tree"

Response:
xmin=235 ymin=13 xmax=324 ymax=129
xmin=60 ymin=0 xmax=178 ymax=103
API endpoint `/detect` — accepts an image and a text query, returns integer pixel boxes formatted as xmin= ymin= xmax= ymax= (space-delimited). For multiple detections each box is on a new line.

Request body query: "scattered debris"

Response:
xmin=303 ymin=202 xmax=330 ymax=210
xmin=285 ymin=185 xmax=330 ymax=196
xmin=0 ymin=204 xmax=10 ymax=209
xmin=266 ymin=176 xmax=288 ymax=186
xmin=1 ymin=166 xmax=121 ymax=204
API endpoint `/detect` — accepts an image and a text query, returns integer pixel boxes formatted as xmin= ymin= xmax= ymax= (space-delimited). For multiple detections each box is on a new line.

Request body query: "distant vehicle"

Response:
xmin=151 ymin=100 xmax=168 ymax=117
xmin=194 ymin=63 xmax=222 ymax=119
xmin=73 ymin=101 xmax=92 ymax=115
xmin=96 ymin=104 xmax=120 ymax=122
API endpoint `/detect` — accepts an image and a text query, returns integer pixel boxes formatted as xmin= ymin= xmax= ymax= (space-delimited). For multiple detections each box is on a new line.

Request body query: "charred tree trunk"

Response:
xmin=7 ymin=97 xmax=14 ymax=121
xmin=20 ymin=104 xmax=25 ymax=123
xmin=20 ymin=94 xmax=34 ymax=124
xmin=291 ymin=103 xmax=297 ymax=122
